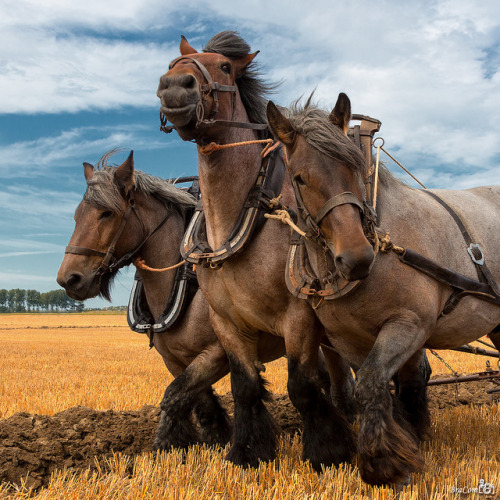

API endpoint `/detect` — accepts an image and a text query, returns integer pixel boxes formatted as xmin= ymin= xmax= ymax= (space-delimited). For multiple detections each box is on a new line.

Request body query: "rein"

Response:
xmin=160 ymin=56 xmax=268 ymax=135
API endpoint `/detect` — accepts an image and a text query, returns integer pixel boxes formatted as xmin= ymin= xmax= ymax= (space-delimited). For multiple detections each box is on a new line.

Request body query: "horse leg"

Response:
xmin=395 ymin=349 xmax=431 ymax=442
xmin=153 ymin=344 xmax=230 ymax=452
xmin=193 ymin=388 xmax=232 ymax=446
xmin=355 ymin=318 xmax=427 ymax=486
xmin=320 ymin=344 xmax=356 ymax=423
xmin=285 ymin=318 xmax=356 ymax=472
xmin=210 ymin=312 xmax=279 ymax=468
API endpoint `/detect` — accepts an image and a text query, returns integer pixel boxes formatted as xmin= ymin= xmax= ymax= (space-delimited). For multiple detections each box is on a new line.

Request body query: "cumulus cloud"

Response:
xmin=2 ymin=0 xmax=499 ymax=181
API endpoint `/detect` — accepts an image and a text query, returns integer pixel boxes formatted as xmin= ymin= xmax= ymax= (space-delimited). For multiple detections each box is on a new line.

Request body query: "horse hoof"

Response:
xmin=225 ymin=445 xmax=260 ymax=468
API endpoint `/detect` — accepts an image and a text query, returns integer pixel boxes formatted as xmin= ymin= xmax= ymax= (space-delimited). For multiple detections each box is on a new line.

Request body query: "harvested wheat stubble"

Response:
xmin=0 ymin=383 xmax=497 ymax=491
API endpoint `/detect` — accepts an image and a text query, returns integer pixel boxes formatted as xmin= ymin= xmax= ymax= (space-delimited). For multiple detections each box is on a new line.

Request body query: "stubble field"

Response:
xmin=0 ymin=313 xmax=499 ymax=499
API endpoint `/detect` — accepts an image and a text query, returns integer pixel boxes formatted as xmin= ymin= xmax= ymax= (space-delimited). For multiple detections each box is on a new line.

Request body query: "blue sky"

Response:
xmin=1 ymin=0 xmax=499 ymax=308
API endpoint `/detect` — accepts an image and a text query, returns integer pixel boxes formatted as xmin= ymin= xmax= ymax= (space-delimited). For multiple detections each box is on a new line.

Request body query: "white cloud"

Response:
xmin=0 ymin=31 xmax=176 ymax=113
xmin=0 ymin=124 xmax=170 ymax=178
xmin=0 ymin=271 xmax=57 ymax=284
xmin=0 ymin=0 xmax=499 ymax=183
xmin=0 ymin=186 xmax=81 ymax=217
xmin=0 ymin=250 xmax=60 ymax=258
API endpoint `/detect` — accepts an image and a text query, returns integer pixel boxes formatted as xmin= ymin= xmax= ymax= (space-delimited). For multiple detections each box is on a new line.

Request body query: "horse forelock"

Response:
xmin=83 ymin=152 xmax=196 ymax=216
xmin=202 ymin=30 xmax=278 ymax=128
xmin=285 ymin=102 xmax=367 ymax=177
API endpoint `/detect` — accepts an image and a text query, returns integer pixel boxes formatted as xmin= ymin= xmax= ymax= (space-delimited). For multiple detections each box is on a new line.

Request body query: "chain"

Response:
xmin=429 ymin=348 xmax=459 ymax=377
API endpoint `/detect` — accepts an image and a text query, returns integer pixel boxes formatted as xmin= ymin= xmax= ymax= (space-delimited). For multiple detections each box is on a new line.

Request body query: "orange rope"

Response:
xmin=199 ymin=139 xmax=274 ymax=156
xmin=133 ymin=257 xmax=186 ymax=273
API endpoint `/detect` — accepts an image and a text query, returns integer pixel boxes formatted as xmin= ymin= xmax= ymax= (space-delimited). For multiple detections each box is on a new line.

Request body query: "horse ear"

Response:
xmin=329 ymin=92 xmax=351 ymax=135
xmin=233 ymin=51 xmax=259 ymax=77
xmin=180 ymin=35 xmax=198 ymax=55
xmin=83 ymin=162 xmax=94 ymax=181
xmin=266 ymin=101 xmax=295 ymax=148
xmin=114 ymin=151 xmax=135 ymax=196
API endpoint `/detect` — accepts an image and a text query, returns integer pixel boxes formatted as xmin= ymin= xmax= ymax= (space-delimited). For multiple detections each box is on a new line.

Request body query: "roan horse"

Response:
xmin=266 ymin=93 xmax=500 ymax=485
xmin=57 ymin=150 xmax=286 ymax=450
xmin=157 ymin=31 xmax=356 ymax=470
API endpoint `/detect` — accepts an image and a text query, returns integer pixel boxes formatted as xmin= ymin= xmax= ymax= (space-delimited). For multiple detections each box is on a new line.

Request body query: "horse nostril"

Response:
xmin=185 ymin=74 xmax=197 ymax=90
xmin=65 ymin=273 xmax=83 ymax=289
xmin=179 ymin=73 xmax=196 ymax=90
xmin=335 ymin=255 xmax=346 ymax=271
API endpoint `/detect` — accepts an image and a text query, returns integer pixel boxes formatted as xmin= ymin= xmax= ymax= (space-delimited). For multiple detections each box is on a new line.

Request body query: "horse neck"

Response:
xmin=197 ymin=100 xmax=264 ymax=249
xmin=134 ymin=192 xmax=186 ymax=320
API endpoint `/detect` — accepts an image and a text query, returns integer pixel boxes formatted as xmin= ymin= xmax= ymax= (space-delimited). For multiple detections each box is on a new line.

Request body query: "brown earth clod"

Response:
xmin=0 ymin=381 xmax=498 ymax=490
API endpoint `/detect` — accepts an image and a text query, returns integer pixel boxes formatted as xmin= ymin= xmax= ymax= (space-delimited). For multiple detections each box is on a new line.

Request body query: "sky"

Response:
xmin=1 ymin=0 xmax=499 ymax=308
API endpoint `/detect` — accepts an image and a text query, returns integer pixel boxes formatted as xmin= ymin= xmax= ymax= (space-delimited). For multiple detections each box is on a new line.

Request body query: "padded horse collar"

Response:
xmin=127 ymin=263 xmax=198 ymax=334
xmin=181 ymin=147 xmax=286 ymax=267
xmin=160 ymin=55 xmax=268 ymax=134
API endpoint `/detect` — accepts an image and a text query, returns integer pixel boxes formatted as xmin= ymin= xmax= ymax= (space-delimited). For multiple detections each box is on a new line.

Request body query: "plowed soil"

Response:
xmin=1 ymin=381 xmax=498 ymax=490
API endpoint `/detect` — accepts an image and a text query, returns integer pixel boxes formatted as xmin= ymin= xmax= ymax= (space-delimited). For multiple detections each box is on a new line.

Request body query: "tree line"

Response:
xmin=0 ymin=289 xmax=84 ymax=313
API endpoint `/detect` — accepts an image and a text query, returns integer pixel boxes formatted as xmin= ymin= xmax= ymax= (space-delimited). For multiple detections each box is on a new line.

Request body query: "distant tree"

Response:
xmin=0 ymin=289 xmax=7 ymax=312
xmin=26 ymin=289 xmax=41 ymax=312
xmin=7 ymin=289 xmax=15 ymax=311
xmin=74 ymin=301 xmax=85 ymax=312
xmin=14 ymin=289 xmax=26 ymax=312
xmin=39 ymin=292 xmax=50 ymax=311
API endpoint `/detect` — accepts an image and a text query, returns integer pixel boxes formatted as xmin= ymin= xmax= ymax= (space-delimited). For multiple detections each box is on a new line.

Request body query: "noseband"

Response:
xmin=160 ymin=55 xmax=268 ymax=134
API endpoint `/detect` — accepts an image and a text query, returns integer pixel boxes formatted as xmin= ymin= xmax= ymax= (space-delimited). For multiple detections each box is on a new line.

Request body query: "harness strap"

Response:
xmin=182 ymin=147 xmax=286 ymax=266
xmin=65 ymin=246 xmax=108 ymax=259
xmin=196 ymin=120 xmax=268 ymax=130
xmin=313 ymin=192 xmax=364 ymax=225
xmin=399 ymin=249 xmax=499 ymax=301
xmin=423 ymin=190 xmax=500 ymax=296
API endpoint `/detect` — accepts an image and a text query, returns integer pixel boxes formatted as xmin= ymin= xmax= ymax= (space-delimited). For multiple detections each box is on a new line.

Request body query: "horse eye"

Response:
xmin=99 ymin=211 xmax=113 ymax=220
xmin=221 ymin=63 xmax=231 ymax=74
xmin=294 ymin=174 xmax=306 ymax=186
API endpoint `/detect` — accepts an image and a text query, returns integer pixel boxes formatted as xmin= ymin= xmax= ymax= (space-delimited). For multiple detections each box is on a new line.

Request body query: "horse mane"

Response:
xmin=84 ymin=150 xmax=196 ymax=216
xmin=203 ymin=31 xmax=278 ymax=129
xmin=285 ymin=99 xmax=367 ymax=176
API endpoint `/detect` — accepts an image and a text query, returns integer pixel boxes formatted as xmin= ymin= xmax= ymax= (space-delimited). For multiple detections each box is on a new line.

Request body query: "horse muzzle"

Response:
xmin=332 ymin=243 xmax=375 ymax=282
xmin=157 ymin=73 xmax=200 ymax=128
xmin=56 ymin=269 xmax=100 ymax=301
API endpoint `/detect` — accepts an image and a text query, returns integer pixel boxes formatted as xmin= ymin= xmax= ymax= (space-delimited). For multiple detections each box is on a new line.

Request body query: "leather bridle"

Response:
xmin=286 ymin=156 xmax=377 ymax=250
xmin=160 ymin=55 xmax=268 ymax=134
xmin=65 ymin=191 xmax=174 ymax=278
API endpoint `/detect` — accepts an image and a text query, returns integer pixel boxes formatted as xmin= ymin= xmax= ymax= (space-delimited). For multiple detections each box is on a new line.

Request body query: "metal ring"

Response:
xmin=373 ymin=137 xmax=385 ymax=148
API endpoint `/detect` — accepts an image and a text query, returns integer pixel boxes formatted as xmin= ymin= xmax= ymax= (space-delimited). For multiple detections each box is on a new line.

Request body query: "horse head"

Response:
xmin=157 ymin=33 xmax=259 ymax=142
xmin=57 ymin=152 xmax=146 ymax=301
xmin=266 ymin=93 xmax=375 ymax=281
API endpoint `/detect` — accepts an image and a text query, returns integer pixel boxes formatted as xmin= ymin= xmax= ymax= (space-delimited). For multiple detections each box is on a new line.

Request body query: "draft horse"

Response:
xmin=57 ymin=151 xmax=285 ymax=450
xmin=267 ymin=94 xmax=500 ymax=485
xmin=157 ymin=31 xmax=356 ymax=470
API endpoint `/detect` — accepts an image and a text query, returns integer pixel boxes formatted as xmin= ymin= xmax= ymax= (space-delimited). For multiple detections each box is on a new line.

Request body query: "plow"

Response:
xmin=428 ymin=338 xmax=500 ymax=396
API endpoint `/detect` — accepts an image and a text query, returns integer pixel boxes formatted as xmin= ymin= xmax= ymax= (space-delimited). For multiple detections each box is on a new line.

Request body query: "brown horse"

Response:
xmin=266 ymin=94 xmax=500 ymax=485
xmin=57 ymin=150 xmax=285 ymax=451
xmin=157 ymin=32 xmax=356 ymax=470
